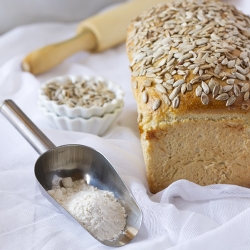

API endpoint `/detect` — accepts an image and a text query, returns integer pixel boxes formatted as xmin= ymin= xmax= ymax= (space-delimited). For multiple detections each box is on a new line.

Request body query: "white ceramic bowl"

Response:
xmin=38 ymin=75 xmax=124 ymax=119
xmin=39 ymin=103 xmax=123 ymax=136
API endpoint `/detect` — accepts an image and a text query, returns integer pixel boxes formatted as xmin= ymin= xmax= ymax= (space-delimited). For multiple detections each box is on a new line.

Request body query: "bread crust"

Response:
xmin=126 ymin=0 xmax=250 ymax=193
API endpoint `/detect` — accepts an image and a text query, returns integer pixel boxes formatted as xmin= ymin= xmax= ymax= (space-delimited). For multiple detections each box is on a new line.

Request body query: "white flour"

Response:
xmin=48 ymin=177 xmax=127 ymax=241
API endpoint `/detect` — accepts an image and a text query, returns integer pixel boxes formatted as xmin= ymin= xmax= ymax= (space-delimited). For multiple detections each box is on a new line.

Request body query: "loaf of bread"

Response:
xmin=126 ymin=0 xmax=250 ymax=193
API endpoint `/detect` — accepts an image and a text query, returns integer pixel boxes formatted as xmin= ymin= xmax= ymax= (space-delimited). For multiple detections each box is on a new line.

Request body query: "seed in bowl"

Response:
xmin=43 ymin=77 xmax=116 ymax=108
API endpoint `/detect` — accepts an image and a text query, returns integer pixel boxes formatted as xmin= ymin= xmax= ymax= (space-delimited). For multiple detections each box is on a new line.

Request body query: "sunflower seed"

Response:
xmin=221 ymin=58 xmax=228 ymax=65
xmin=226 ymin=79 xmax=235 ymax=85
xmin=166 ymin=79 xmax=174 ymax=85
xmin=142 ymin=91 xmax=148 ymax=103
xmin=187 ymin=82 xmax=193 ymax=91
xmin=241 ymin=83 xmax=250 ymax=92
xmin=214 ymin=64 xmax=222 ymax=75
xmin=236 ymin=65 xmax=247 ymax=75
xmin=201 ymin=92 xmax=209 ymax=105
xmin=191 ymin=76 xmax=201 ymax=84
xmin=234 ymin=72 xmax=246 ymax=81
xmin=200 ymin=64 xmax=212 ymax=70
xmin=234 ymin=84 xmax=241 ymax=96
xmin=156 ymin=83 xmax=167 ymax=93
xmin=226 ymin=95 xmax=236 ymax=106
xmin=173 ymin=79 xmax=185 ymax=87
xmin=188 ymin=64 xmax=199 ymax=70
xmin=208 ymin=79 xmax=215 ymax=92
xmin=193 ymin=66 xmax=199 ymax=74
xmin=244 ymin=91 xmax=250 ymax=101
xmin=225 ymin=73 xmax=236 ymax=79
xmin=199 ymin=69 xmax=204 ymax=76
xmin=196 ymin=38 xmax=208 ymax=45
xmin=178 ymin=53 xmax=193 ymax=62
xmin=162 ymin=94 xmax=171 ymax=106
xmin=167 ymin=51 xmax=174 ymax=62
xmin=174 ymin=52 xmax=183 ymax=59
xmin=164 ymin=73 xmax=172 ymax=80
xmin=201 ymin=81 xmax=209 ymax=94
xmin=144 ymin=79 xmax=152 ymax=87
xmin=181 ymin=83 xmax=187 ymax=94
xmin=216 ymin=93 xmax=229 ymax=101
xmin=172 ymin=95 xmax=180 ymax=108
xmin=132 ymin=81 xmax=138 ymax=89
xmin=240 ymin=51 xmax=248 ymax=60
xmin=155 ymin=78 xmax=163 ymax=84
xmin=169 ymin=86 xmax=181 ymax=100
xmin=167 ymin=58 xmax=175 ymax=66
xmin=196 ymin=85 xmax=202 ymax=97
xmin=153 ymin=99 xmax=161 ymax=111
xmin=162 ymin=82 xmax=173 ymax=90
xmin=236 ymin=58 xmax=242 ymax=66
xmin=158 ymin=58 xmax=167 ymax=67
xmin=223 ymin=85 xmax=233 ymax=92
xmin=201 ymin=75 xmax=212 ymax=81
xmin=227 ymin=60 xmax=235 ymax=68
xmin=212 ymin=84 xmax=220 ymax=98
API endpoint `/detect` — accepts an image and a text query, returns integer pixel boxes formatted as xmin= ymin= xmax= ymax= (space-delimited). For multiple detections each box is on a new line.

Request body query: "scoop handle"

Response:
xmin=0 ymin=100 xmax=55 ymax=155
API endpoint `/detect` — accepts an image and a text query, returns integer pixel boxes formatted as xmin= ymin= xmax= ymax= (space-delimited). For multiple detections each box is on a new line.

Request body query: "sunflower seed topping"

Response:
xmin=234 ymin=84 xmax=241 ymax=96
xmin=142 ymin=91 xmax=148 ymax=103
xmin=227 ymin=79 xmax=235 ymax=85
xmin=214 ymin=64 xmax=222 ymax=75
xmin=169 ymin=86 xmax=181 ymax=100
xmin=128 ymin=0 xmax=250 ymax=110
xmin=132 ymin=81 xmax=138 ymax=89
xmin=216 ymin=93 xmax=229 ymax=101
xmin=223 ymin=85 xmax=233 ymax=92
xmin=143 ymin=79 xmax=152 ymax=87
xmin=221 ymin=58 xmax=228 ymax=65
xmin=201 ymin=92 xmax=209 ymax=105
xmin=181 ymin=84 xmax=187 ymax=94
xmin=172 ymin=96 xmax=180 ymax=109
xmin=162 ymin=94 xmax=171 ymax=106
xmin=201 ymin=81 xmax=209 ymax=94
xmin=240 ymin=52 xmax=248 ymax=60
xmin=234 ymin=72 xmax=246 ymax=81
xmin=156 ymin=83 xmax=167 ymax=94
xmin=152 ymin=99 xmax=161 ymax=111
xmin=227 ymin=60 xmax=236 ymax=69
xmin=213 ymin=85 xmax=220 ymax=98
xmin=241 ymin=83 xmax=250 ymax=93
xmin=244 ymin=91 xmax=250 ymax=101
xmin=173 ymin=79 xmax=185 ymax=87
xmin=226 ymin=95 xmax=236 ymax=106
xmin=196 ymin=86 xmax=202 ymax=97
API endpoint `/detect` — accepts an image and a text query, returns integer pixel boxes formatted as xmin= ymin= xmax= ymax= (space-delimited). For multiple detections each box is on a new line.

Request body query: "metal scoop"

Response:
xmin=0 ymin=99 xmax=142 ymax=247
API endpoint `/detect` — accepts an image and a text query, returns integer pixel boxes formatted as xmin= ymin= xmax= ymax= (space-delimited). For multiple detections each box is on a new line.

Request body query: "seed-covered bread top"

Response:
xmin=126 ymin=0 xmax=250 ymax=123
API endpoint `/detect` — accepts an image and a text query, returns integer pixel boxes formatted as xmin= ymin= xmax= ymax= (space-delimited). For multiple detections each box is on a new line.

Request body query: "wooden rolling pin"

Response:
xmin=22 ymin=0 xmax=173 ymax=75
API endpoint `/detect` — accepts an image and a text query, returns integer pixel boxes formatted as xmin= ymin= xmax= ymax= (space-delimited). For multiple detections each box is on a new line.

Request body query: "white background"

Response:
xmin=0 ymin=1 xmax=250 ymax=249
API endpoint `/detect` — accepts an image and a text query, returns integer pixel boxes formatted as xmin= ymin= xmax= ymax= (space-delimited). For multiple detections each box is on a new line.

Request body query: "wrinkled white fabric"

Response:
xmin=1 ymin=1 xmax=250 ymax=249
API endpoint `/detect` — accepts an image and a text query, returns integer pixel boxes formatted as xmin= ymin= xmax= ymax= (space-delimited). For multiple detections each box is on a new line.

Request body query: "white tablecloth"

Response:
xmin=1 ymin=1 xmax=250 ymax=249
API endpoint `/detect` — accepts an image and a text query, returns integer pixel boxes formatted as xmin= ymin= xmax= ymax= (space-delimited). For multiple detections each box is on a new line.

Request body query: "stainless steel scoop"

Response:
xmin=0 ymin=99 xmax=142 ymax=247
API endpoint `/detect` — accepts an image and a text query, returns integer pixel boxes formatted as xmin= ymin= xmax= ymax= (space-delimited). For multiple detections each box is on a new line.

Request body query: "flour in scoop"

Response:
xmin=48 ymin=177 xmax=127 ymax=241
